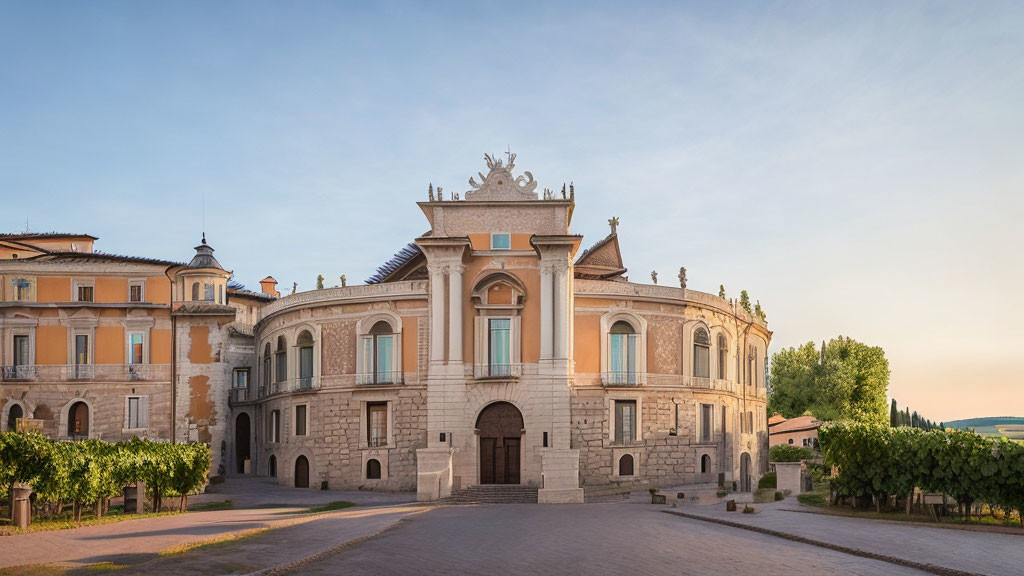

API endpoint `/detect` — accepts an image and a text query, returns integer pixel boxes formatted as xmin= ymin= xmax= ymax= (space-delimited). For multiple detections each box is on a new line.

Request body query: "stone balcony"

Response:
xmin=0 ymin=363 xmax=171 ymax=382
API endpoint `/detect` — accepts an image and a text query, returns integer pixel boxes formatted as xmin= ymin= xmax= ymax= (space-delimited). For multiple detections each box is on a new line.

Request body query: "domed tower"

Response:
xmin=176 ymin=234 xmax=231 ymax=306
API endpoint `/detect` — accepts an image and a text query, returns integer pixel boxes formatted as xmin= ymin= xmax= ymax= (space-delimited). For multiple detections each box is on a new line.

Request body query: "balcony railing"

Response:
xmin=1 ymin=365 xmax=37 ymax=380
xmin=367 ymin=437 xmax=388 ymax=448
xmin=1 ymin=364 xmax=171 ymax=382
xmin=356 ymin=371 xmax=405 ymax=385
xmin=230 ymin=387 xmax=250 ymax=403
xmin=474 ymin=363 xmax=523 ymax=379
xmin=601 ymin=371 xmax=641 ymax=386
xmin=262 ymin=378 xmax=318 ymax=396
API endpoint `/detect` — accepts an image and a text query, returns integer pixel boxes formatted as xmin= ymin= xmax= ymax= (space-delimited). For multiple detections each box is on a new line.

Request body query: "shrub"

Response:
xmin=742 ymin=505 xmax=756 ymax=514
xmin=758 ymin=472 xmax=777 ymax=489
xmin=775 ymin=491 xmax=785 ymax=501
xmin=769 ymin=445 xmax=814 ymax=463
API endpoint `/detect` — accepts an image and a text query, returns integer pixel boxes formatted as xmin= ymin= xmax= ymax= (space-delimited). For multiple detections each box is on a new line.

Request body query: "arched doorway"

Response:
xmin=294 ymin=455 xmax=309 ymax=488
xmin=476 ymin=402 xmax=524 ymax=485
xmin=7 ymin=403 xmax=24 ymax=431
xmin=618 ymin=454 xmax=634 ymax=476
xmin=235 ymin=413 xmax=251 ymax=474
xmin=268 ymin=455 xmax=277 ymax=477
xmin=739 ymin=452 xmax=752 ymax=492
xmin=69 ymin=401 xmax=89 ymax=439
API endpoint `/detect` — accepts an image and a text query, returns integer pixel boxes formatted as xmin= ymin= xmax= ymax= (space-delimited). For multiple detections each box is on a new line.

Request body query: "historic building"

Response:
xmin=1 ymin=154 xmax=771 ymax=502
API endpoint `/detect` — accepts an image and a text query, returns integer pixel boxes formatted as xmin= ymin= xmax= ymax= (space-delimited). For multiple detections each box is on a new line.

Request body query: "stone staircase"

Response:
xmin=440 ymin=484 xmax=539 ymax=504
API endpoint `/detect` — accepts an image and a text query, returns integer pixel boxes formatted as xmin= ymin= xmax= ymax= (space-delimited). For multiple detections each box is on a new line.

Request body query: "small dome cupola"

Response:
xmin=187 ymin=233 xmax=224 ymax=270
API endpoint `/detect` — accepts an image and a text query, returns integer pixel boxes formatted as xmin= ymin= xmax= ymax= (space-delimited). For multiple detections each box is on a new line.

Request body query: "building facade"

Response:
xmin=1 ymin=155 xmax=771 ymax=501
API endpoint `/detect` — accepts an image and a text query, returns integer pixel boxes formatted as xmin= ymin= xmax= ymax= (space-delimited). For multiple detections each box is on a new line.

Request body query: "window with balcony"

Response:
xmin=13 ymin=335 xmax=29 ymax=367
xmin=297 ymin=330 xmax=314 ymax=389
xmin=360 ymin=321 xmax=399 ymax=384
xmin=233 ymin=368 xmax=249 ymax=401
xmin=693 ymin=327 xmax=710 ymax=378
xmin=487 ymin=318 xmax=512 ymax=377
xmin=608 ymin=321 xmax=638 ymax=385
xmin=614 ymin=399 xmax=637 ymax=444
xmin=367 ymin=402 xmax=387 ymax=447
xmin=275 ymin=336 xmax=287 ymax=384
xmin=471 ymin=274 xmax=524 ymax=379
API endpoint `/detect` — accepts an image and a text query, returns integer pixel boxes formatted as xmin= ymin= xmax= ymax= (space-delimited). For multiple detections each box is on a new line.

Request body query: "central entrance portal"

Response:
xmin=477 ymin=402 xmax=524 ymax=485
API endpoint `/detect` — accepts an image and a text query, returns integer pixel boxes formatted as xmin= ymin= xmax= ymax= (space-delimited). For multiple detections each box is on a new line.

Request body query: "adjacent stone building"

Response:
xmin=1 ymin=154 xmax=771 ymax=502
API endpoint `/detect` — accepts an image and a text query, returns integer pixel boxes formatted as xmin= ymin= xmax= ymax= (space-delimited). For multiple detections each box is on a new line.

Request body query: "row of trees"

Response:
xmin=768 ymin=336 xmax=890 ymax=425
xmin=890 ymin=399 xmax=943 ymax=431
xmin=0 ymin=433 xmax=210 ymax=523
xmin=819 ymin=422 xmax=1024 ymax=523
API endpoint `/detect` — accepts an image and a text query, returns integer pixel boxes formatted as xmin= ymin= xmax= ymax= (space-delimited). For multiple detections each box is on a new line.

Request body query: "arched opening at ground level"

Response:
xmin=739 ymin=452 xmax=752 ymax=492
xmin=69 ymin=401 xmax=89 ymax=439
xmin=295 ymin=455 xmax=309 ymax=488
xmin=6 ymin=403 xmax=24 ymax=431
xmin=476 ymin=401 xmax=524 ymax=485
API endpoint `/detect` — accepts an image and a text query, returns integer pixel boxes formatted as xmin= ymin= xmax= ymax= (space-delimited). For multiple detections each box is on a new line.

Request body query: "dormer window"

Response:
xmin=491 ymin=233 xmax=511 ymax=250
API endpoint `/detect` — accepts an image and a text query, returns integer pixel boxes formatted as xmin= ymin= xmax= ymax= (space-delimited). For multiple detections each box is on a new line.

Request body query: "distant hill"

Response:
xmin=944 ymin=417 xmax=1024 ymax=429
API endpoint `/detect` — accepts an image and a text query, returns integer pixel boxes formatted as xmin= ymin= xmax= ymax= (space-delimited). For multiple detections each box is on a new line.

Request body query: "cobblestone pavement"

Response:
xmin=0 ymin=476 xmax=415 ymax=570
xmin=295 ymin=504 xmax=930 ymax=576
xmin=672 ymin=497 xmax=1023 ymax=576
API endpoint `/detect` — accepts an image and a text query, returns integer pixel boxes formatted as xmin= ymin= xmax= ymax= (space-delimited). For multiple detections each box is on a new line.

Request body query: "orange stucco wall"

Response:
xmin=94 ymin=326 xmax=125 ymax=364
xmin=95 ymin=277 xmax=127 ymax=303
xmin=146 ymin=276 xmax=171 ymax=304
xmin=189 ymin=325 xmax=212 ymax=363
xmin=36 ymin=277 xmax=71 ymax=302
xmin=401 ymin=316 xmax=418 ymax=372
xmin=35 ymin=326 xmax=67 ymax=364
xmin=573 ymin=314 xmax=601 ymax=372
xmin=151 ymin=329 xmax=172 ymax=364
xmin=467 ymin=233 xmax=534 ymax=251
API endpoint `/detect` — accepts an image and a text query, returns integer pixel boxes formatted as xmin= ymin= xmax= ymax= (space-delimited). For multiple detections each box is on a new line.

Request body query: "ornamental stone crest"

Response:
xmin=465 ymin=152 xmax=539 ymax=201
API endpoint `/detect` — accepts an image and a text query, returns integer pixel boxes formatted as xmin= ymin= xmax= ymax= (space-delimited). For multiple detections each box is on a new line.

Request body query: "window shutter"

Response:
xmin=511 ymin=316 xmax=522 ymax=365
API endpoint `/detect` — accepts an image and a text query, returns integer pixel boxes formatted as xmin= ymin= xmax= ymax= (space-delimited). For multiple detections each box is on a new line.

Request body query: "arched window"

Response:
xmin=362 ymin=321 xmax=396 ymax=384
xmin=366 ymin=458 xmax=382 ymax=479
xmin=297 ymin=330 xmax=314 ymax=389
xmin=693 ymin=327 xmax=710 ymax=378
xmin=275 ymin=336 xmax=287 ymax=384
xmin=608 ymin=321 xmax=638 ymax=385
xmin=191 ymin=282 xmax=200 ymax=301
xmin=6 ymin=403 xmax=24 ymax=431
xmin=618 ymin=453 xmax=634 ymax=476
xmin=268 ymin=455 xmax=277 ymax=477
xmin=701 ymin=454 xmax=711 ymax=474
xmin=717 ymin=334 xmax=728 ymax=380
xmin=262 ymin=343 xmax=272 ymax=395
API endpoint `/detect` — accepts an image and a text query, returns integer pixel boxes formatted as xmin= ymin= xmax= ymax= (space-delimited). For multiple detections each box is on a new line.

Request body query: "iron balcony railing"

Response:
xmin=356 ymin=371 xmax=405 ymax=385
xmin=1 ymin=364 xmax=171 ymax=382
xmin=474 ymin=363 xmax=523 ymax=379
xmin=601 ymin=371 xmax=641 ymax=386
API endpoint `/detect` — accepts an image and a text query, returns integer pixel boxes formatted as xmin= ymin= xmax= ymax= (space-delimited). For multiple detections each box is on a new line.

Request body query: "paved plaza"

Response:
xmin=2 ymin=480 xmax=1022 ymax=576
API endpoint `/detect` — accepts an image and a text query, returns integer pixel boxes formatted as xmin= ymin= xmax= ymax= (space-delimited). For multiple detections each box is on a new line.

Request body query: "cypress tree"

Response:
xmin=890 ymin=400 xmax=899 ymax=427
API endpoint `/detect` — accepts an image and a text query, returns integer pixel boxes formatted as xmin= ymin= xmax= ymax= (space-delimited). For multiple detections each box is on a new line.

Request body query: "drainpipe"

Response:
xmin=164 ymin=265 xmax=177 ymax=444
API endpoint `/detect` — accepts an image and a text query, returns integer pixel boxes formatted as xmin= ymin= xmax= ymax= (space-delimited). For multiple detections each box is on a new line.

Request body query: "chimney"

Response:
xmin=259 ymin=276 xmax=280 ymax=298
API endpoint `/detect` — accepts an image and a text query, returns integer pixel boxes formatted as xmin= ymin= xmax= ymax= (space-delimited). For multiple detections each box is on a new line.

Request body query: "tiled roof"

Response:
xmin=366 ymin=243 xmax=422 ymax=284
xmin=227 ymin=286 xmax=277 ymax=302
xmin=27 ymin=251 xmax=182 ymax=267
xmin=769 ymin=415 xmax=822 ymax=434
xmin=0 ymin=232 xmax=98 ymax=241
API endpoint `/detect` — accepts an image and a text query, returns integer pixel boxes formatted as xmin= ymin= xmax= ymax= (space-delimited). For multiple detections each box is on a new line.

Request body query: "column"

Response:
xmin=540 ymin=262 xmax=553 ymax=359
xmin=448 ymin=264 xmax=464 ymax=363
xmin=553 ymin=261 xmax=568 ymax=359
xmin=428 ymin=264 xmax=446 ymax=362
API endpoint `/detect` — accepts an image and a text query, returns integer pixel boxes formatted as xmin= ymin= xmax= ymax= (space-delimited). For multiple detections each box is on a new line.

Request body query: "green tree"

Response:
xmin=739 ymin=290 xmax=752 ymax=313
xmin=718 ymin=284 xmax=726 ymax=298
xmin=890 ymin=400 xmax=898 ymax=427
xmin=768 ymin=336 xmax=889 ymax=425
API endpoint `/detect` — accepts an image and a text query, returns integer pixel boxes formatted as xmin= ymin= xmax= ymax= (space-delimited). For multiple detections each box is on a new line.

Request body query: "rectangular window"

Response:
xmin=233 ymin=369 xmax=249 ymax=389
xmin=275 ymin=352 xmax=287 ymax=383
xmin=701 ymin=404 xmax=713 ymax=442
xmin=128 ymin=333 xmax=145 ymax=364
xmin=204 ymin=283 xmax=215 ymax=301
xmin=295 ymin=405 xmax=307 ymax=436
xmin=271 ymin=410 xmax=281 ymax=442
xmin=491 ymin=233 xmax=511 ymax=250
xmin=614 ymin=400 xmax=637 ymax=444
xmin=488 ymin=318 xmax=511 ymax=376
xmin=77 ymin=285 xmax=94 ymax=302
xmin=129 ymin=282 xmax=144 ymax=303
xmin=13 ymin=335 xmax=29 ymax=366
xmin=375 ymin=335 xmax=393 ymax=381
xmin=300 ymin=346 xmax=314 ymax=379
xmin=75 ymin=334 xmax=89 ymax=364
xmin=13 ymin=278 xmax=33 ymax=301
xmin=127 ymin=397 xmax=142 ymax=429
xmin=368 ymin=402 xmax=387 ymax=447
xmin=608 ymin=333 xmax=638 ymax=384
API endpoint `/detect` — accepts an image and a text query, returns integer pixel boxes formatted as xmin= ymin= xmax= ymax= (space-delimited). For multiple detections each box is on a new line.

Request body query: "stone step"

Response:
xmin=440 ymin=485 xmax=539 ymax=505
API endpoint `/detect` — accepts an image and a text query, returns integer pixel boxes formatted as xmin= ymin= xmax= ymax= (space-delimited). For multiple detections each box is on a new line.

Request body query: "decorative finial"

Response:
xmin=678 ymin=267 xmax=687 ymax=290
xmin=454 ymin=192 xmax=459 ymax=201
xmin=561 ymin=184 xmax=566 ymax=199
xmin=608 ymin=216 xmax=619 ymax=234
xmin=316 ymin=275 xmax=324 ymax=290
xmin=428 ymin=183 xmax=434 ymax=202
xmin=436 ymin=186 xmax=443 ymax=201
xmin=291 ymin=282 xmax=297 ymax=295
xmin=340 ymin=274 xmax=347 ymax=287
xmin=651 ymin=270 xmax=658 ymax=284
xmin=202 ymin=232 xmax=207 ymax=245
xmin=569 ymin=182 xmax=574 ymax=200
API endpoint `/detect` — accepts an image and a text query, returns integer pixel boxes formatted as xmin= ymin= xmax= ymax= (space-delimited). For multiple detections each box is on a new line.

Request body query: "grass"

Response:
xmin=797 ymin=482 xmax=830 ymax=508
xmin=158 ymin=527 xmax=270 ymax=556
xmin=752 ymin=488 xmax=777 ymax=504
xmin=301 ymin=501 xmax=356 ymax=514
xmin=0 ymin=562 xmax=128 ymax=576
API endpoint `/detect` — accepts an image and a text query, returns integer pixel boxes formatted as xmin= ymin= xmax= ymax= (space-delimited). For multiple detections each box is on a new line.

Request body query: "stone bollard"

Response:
xmin=123 ymin=481 xmax=146 ymax=514
xmin=12 ymin=485 xmax=32 ymax=529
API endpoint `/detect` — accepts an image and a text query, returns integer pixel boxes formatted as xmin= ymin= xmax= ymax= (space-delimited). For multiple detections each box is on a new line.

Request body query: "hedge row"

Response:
xmin=819 ymin=422 xmax=1024 ymax=522
xmin=0 ymin=432 xmax=210 ymax=522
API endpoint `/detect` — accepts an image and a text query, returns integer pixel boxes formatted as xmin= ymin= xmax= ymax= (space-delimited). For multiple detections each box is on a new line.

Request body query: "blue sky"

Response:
xmin=2 ymin=1 xmax=1022 ymax=421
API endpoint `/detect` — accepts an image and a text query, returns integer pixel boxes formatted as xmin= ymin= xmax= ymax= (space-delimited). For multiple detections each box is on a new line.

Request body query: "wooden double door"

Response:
xmin=477 ymin=402 xmax=524 ymax=485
